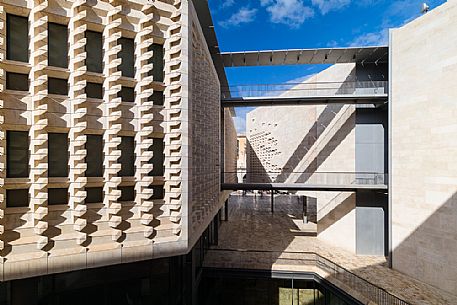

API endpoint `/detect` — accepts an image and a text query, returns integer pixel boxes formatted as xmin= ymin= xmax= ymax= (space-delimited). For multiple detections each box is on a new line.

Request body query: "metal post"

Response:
xmin=303 ymin=196 xmax=308 ymax=224
xmin=271 ymin=190 xmax=274 ymax=214
xmin=224 ymin=199 xmax=229 ymax=221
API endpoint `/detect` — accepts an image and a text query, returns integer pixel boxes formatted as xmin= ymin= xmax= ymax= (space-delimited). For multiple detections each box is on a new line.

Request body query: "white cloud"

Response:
xmin=349 ymin=29 xmax=388 ymax=47
xmin=219 ymin=7 xmax=258 ymax=28
xmin=222 ymin=0 xmax=235 ymax=9
xmin=260 ymin=0 xmax=314 ymax=28
xmin=311 ymin=0 xmax=351 ymax=14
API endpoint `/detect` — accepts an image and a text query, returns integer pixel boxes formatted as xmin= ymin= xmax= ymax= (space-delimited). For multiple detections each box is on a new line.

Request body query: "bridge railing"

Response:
xmin=206 ymin=249 xmax=411 ymax=305
xmin=225 ymin=170 xmax=387 ymax=186
xmin=221 ymin=80 xmax=388 ymax=99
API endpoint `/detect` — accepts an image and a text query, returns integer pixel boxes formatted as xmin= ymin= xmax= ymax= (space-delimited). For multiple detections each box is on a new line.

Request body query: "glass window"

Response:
xmin=118 ymin=86 xmax=135 ymax=103
xmin=85 ymin=135 xmax=103 ymax=177
xmin=6 ymin=14 xmax=29 ymax=62
xmin=48 ymin=188 xmax=68 ymax=205
xmin=6 ymin=72 xmax=29 ymax=91
xmin=151 ymin=185 xmax=165 ymax=200
xmin=86 ymin=31 xmax=103 ymax=73
xmin=149 ymin=138 xmax=164 ymax=176
xmin=118 ymin=186 xmax=134 ymax=202
xmin=148 ymin=90 xmax=164 ymax=106
xmin=85 ymin=187 xmax=103 ymax=204
xmin=6 ymin=189 xmax=29 ymax=208
xmin=86 ymin=82 xmax=103 ymax=99
xmin=118 ymin=38 xmax=135 ymax=78
xmin=7 ymin=131 xmax=29 ymax=178
xmin=149 ymin=44 xmax=164 ymax=82
xmin=118 ymin=136 xmax=134 ymax=177
xmin=48 ymin=23 xmax=68 ymax=68
xmin=48 ymin=133 xmax=69 ymax=177
xmin=48 ymin=77 xmax=68 ymax=95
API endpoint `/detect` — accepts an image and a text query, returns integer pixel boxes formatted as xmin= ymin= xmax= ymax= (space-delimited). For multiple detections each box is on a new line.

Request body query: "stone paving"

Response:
xmin=204 ymin=194 xmax=457 ymax=305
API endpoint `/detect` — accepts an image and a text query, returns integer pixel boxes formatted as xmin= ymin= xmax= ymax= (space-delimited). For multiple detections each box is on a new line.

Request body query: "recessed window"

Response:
xmin=48 ymin=188 xmax=68 ymax=205
xmin=118 ymin=38 xmax=134 ymax=78
xmin=85 ymin=135 xmax=103 ymax=177
xmin=149 ymin=138 xmax=164 ymax=176
xmin=48 ymin=23 xmax=68 ymax=68
xmin=118 ymin=136 xmax=135 ymax=177
xmin=6 ymin=72 xmax=29 ymax=91
xmin=86 ymin=31 xmax=103 ymax=73
xmin=48 ymin=133 xmax=69 ymax=177
xmin=6 ymin=14 xmax=29 ymax=62
xmin=148 ymin=90 xmax=164 ymax=106
xmin=151 ymin=185 xmax=165 ymax=200
xmin=86 ymin=82 xmax=103 ymax=99
xmin=85 ymin=187 xmax=103 ymax=204
xmin=7 ymin=131 xmax=29 ymax=178
xmin=6 ymin=189 xmax=29 ymax=208
xmin=118 ymin=86 xmax=135 ymax=103
xmin=149 ymin=44 xmax=164 ymax=82
xmin=48 ymin=77 xmax=68 ymax=95
xmin=118 ymin=186 xmax=134 ymax=202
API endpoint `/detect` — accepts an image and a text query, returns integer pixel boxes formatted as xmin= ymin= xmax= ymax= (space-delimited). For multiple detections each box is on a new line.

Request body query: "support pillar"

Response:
xmin=224 ymin=199 xmax=229 ymax=221
xmin=271 ymin=190 xmax=274 ymax=214
xmin=302 ymin=196 xmax=308 ymax=223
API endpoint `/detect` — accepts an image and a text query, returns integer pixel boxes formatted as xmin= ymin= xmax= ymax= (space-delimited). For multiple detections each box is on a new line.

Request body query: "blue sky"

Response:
xmin=208 ymin=0 xmax=446 ymax=132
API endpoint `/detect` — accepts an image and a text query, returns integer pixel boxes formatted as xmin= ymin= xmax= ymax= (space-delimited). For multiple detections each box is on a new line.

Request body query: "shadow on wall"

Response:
xmin=317 ymin=193 xmax=355 ymax=235
xmin=391 ymin=191 xmax=457 ymax=295
xmin=295 ymin=112 xmax=354 ymax=184
xmin=275 ymin=68 xmax=356 ymax=183
xmin=246 ymin=140 xmax=272 ymax=183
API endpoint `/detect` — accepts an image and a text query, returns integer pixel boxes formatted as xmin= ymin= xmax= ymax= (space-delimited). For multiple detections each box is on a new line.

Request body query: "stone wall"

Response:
xmin=224 ymin=109 xmax=238 ymax=184
xmin=188 ymin=2 xmax=232 ymax=246
xmin=391 ymin=0 xmax=457 ymax=294
xmin=245 ymin=64 xmax=358 ymax=253
xmin=0 ymin=0 xmax=210 ymax=281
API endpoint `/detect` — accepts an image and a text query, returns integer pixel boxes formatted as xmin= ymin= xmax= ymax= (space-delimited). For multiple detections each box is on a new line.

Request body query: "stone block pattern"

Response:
xmin=391 ymin=0 xmax=457 ymax=295
xmin=0 ymin=0 xmax=195 ymax=281
xmin=188 ymin=5 xmax=224 ymax=242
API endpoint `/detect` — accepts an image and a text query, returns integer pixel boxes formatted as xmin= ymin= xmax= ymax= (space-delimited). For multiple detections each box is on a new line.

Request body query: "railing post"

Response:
xmin=224 ymin=199 xmax=229 ymax=221
xmin=302 ymin=196 xmax=308 ymax=224
xmin=271 ymin=190 xmax=274 ymax=214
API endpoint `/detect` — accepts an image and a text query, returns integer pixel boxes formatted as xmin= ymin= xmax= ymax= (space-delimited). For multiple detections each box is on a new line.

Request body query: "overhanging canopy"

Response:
xmin=221 ymin=46 xmax=388 ymax=67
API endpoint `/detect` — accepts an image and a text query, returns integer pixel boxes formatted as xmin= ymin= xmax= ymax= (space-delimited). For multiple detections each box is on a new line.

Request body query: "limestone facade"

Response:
xmin=245 ymin=64 xmax=358 ymax=253
xmin=0 ymin=0 xmax=234 ymax=281
xmin=391 ymin=0 xmax=457 ymax=294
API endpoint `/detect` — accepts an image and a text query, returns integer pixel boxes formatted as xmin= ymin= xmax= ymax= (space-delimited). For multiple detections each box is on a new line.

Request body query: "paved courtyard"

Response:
xmin=204 ymin=194 xmax=457 ymax=305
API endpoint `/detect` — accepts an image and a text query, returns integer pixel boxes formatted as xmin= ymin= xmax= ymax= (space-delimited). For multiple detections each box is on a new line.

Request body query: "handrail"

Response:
xmin=221 ymin=81 xmax=389 ymax=99
xmin=224 ymin=80 xmax=388 ymax=87
xmin=224 ymin=171 xmax=388 ymax=186
xmin=207 ymin=248 xmax=411 ymax=305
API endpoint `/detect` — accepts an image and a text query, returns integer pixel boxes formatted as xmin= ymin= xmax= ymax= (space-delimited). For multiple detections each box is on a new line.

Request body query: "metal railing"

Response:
xmin=222 ymin=81 xmax=388 ymax=99
xmin=224 ymin=171 xmax=387 ymax=186
xmin=207 ymin=248 xmax=410 ymax=305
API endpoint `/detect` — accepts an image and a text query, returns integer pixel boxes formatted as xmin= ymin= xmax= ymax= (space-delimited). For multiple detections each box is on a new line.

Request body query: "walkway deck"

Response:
xmin=221 ymin=183 xmax=388 ymax=192
xmin=204 ymin=194 xmax=457 ymax=305
xmin=221 ymin=94 xmax=388 ymax=107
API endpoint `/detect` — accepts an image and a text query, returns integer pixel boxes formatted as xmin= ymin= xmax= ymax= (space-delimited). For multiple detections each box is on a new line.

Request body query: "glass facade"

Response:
xmin=199 ymin=275 xmax=357 ymax=305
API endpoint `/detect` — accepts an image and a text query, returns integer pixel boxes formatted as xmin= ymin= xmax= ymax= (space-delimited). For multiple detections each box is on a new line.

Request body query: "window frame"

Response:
xmin=48 ymin=22 xmax=69 ymax=68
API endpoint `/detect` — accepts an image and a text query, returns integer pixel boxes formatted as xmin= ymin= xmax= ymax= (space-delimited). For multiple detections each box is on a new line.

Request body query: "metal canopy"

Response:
xmin=221 ymin=46 xmax=388 ymax=67
xmin=192 ymin=0 xmax=229 ymax=88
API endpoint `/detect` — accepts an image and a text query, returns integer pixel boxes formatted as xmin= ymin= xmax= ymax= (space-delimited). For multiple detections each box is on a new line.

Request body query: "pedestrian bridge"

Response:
xmin=221 ymin=80 xmax=388 ymax=107
xmin=221 ymin=171 xmax=388 ymax=192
